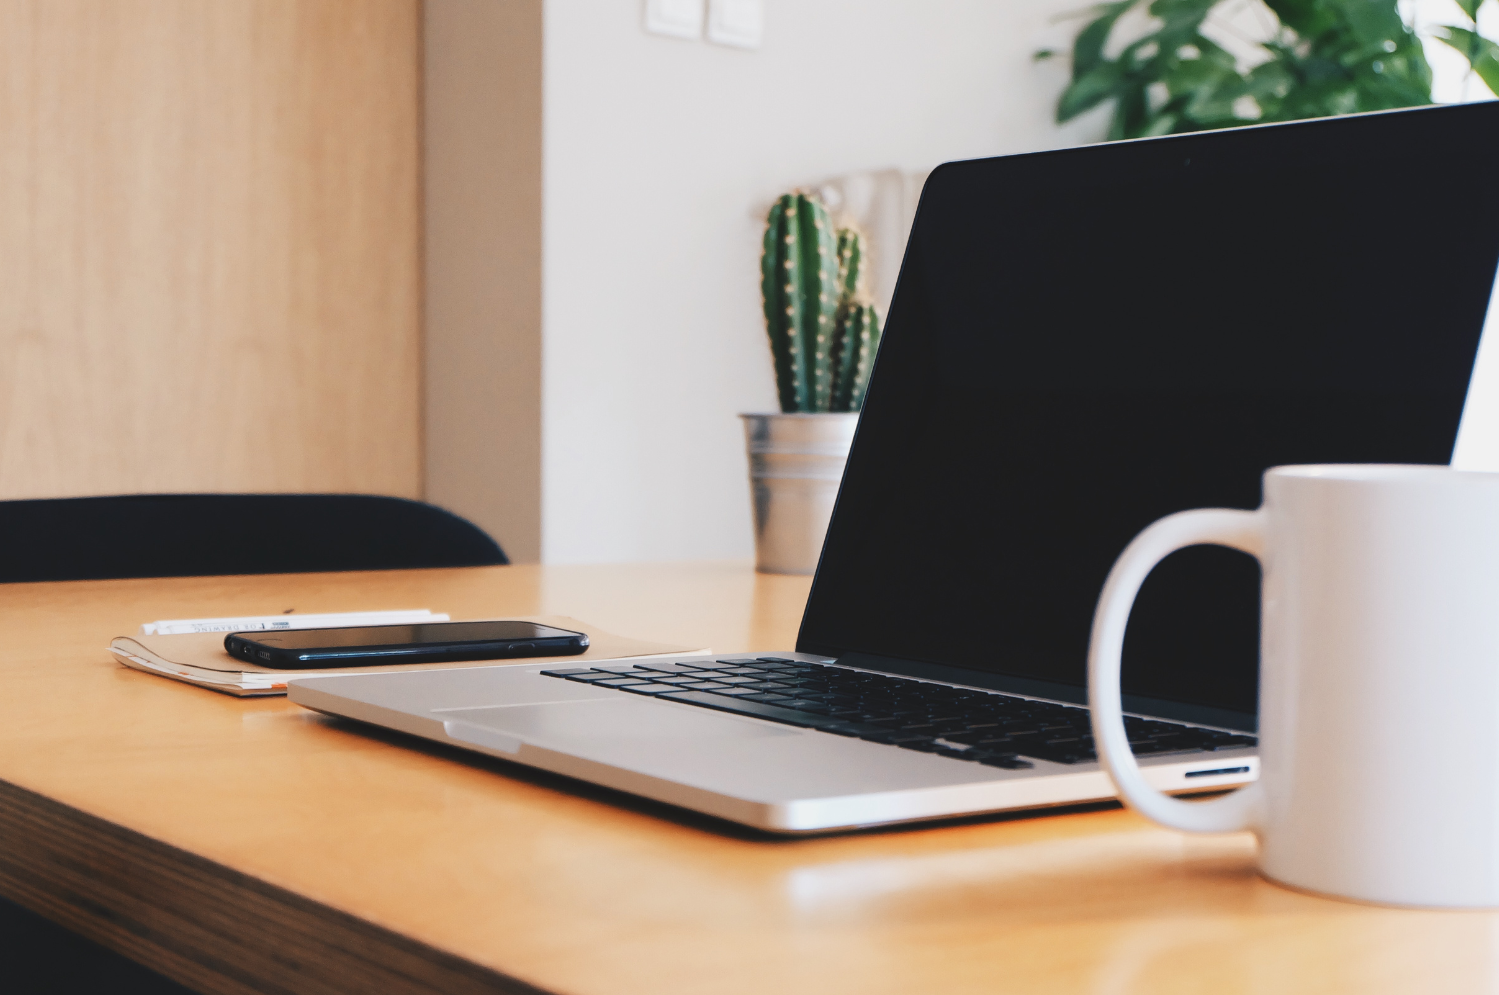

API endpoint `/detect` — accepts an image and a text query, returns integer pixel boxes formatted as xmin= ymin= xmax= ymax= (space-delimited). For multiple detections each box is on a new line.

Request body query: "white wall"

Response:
xmin=540 ymin=0 xmax=1094 ymax=563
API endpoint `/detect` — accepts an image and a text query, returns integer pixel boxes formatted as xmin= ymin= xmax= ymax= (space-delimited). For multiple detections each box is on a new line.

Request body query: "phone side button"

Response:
xmin=443 ymin=721 xmax=523 ymax=755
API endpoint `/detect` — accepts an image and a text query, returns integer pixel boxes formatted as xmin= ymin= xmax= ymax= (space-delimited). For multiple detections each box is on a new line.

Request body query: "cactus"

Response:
xmin=830 ymin=299 xmax=879 ymax=412
xmin=829 ymin=226 xmax=882 ymax=412
xmin=761 ymin=194 xmax=883 ymax=413
xmin=835 ymin=226 xmax=865 ymax=302
xmin=761 ymin=193 xmax=841 ymax=413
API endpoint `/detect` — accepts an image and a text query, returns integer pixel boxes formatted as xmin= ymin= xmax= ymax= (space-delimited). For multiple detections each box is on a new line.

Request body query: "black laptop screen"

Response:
xmin=797 ymin=103 xmax=1499 ymax=720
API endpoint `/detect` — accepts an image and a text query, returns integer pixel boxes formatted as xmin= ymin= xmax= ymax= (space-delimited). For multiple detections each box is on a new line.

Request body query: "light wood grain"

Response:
xmin=4 ymin=562 xmax=1499 ymax=995
xmin=0 ymin=0 xmax=421 ymax=500
xmin=423 ymin=0 xmax=543 ymax=561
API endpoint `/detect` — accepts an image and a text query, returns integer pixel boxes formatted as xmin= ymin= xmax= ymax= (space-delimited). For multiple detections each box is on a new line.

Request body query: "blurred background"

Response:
xmin=1 ymin=0 xmax=1492 ymax=565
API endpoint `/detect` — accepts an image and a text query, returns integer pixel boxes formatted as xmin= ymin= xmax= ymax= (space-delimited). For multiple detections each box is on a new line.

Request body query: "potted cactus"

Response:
xmin=742 ymin=191 xmax=883 ymax=574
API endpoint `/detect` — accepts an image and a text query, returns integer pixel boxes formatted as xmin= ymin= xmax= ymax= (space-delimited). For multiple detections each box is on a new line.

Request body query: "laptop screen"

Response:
xmin=798 ymin=103 xmax=1499 ymax=725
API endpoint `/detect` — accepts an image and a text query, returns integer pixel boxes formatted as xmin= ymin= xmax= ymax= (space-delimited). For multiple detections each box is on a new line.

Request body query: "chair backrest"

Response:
xmin=0 ymin=494 xmax=507 ymax=583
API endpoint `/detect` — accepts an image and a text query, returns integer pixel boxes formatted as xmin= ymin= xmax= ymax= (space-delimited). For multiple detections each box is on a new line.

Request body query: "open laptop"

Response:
xmin=291 ymin=102 xmax=1499 ymax=833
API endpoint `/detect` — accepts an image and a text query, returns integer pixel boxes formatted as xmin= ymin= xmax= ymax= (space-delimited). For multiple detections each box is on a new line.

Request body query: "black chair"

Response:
xmin=0 ymin=493 xmax=506 ymax=992
xmin=0 ymin=493 xmax=506 ymax=583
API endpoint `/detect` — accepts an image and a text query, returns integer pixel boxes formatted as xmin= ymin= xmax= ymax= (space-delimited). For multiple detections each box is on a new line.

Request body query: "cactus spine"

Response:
xmin=761 ymin=194 xmax=883 ymax=413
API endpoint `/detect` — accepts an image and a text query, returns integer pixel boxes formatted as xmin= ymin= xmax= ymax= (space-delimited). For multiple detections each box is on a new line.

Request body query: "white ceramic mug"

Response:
xmin=1088 ymin=464 xmax=1499 ymax=907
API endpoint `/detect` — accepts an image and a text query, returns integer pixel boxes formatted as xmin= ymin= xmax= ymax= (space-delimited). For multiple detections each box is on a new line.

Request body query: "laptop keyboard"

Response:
xmin=540 ymin=657 xmax=1255 ymax=770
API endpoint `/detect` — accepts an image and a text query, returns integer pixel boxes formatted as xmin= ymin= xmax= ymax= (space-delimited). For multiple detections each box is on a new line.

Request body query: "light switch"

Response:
xmin=707 ymin=0 xmax=763 ymax=50
xmin=645 ymin=0 xmax=704 ymax=40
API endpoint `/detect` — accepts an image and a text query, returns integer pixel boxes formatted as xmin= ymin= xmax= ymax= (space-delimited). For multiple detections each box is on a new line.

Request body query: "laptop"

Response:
xmin=291 ymin=102 xmax=1499 ymax=833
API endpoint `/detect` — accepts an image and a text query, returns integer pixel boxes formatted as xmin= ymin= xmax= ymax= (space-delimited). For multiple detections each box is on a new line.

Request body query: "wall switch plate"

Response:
xmin=707 ymin=0 xmax=763 ymax=49
xmin=645 ymin=0 xmax=705 ymax=40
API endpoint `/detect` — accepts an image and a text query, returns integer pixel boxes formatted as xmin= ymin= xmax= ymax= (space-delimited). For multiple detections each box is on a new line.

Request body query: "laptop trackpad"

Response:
xmin=444 ymin=698 xmax=800 ymax=750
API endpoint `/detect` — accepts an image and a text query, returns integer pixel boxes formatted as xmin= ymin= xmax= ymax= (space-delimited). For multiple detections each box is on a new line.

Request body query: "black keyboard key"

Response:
xmin=858 ymin=732 xmax=934 ymax=745
xmin=742 ymin=693 xmax=797 ymax=704
xmin=657 ymin=690 xmax=868 ymax=734
xmin=897 ymin=740 xmax=947 ymax=753
xmin=617 ymin=683 xmax=683 ymax=695
xmin=946 ymin=730 xmax=1003 ymax=746
xmin=787 ymin=701 xmax=833 ymax=714
xmin=820 ymin=721 xmax=888 ymax=737
xmin=977 ymin=754 xmax=1035 ymax=770
xmin=1203 ymin=737 xmax=1257 ymax=750
xmin=560 ymin=672 xmax=625 ymax=683
xmin=630 ymin=665 xmax=1257 ymax=768
xmin=594 ymin=677 xmax=651 ymax=687
xmin=1023 ymin=749 xmax=1092 ymax=765
xmin=540 ymin=668 xmax=593 ymax=677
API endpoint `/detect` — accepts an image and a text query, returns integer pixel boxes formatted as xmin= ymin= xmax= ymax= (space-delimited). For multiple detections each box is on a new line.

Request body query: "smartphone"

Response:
xmin=224 ymin=620 xmax=589 ymax=669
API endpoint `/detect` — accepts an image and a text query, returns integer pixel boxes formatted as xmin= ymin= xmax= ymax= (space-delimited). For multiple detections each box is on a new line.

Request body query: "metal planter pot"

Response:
xmin=740 ymin=412 xmax=858 ymax=575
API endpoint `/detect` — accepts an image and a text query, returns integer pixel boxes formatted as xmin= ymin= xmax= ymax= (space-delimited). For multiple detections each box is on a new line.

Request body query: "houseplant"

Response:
xmin=742 ymin=191 xmax=883 ymax=574
xmin=1033 ymin=0 xmax=1499 ymax=139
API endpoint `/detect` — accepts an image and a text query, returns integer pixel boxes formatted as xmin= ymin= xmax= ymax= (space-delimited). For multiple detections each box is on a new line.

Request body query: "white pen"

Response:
xmin=141 ymin=610 xmax=449 ymax=636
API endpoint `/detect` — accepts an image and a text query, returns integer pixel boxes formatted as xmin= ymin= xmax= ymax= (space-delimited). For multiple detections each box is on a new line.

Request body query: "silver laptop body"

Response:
xmin=291 ymin=103 xmax=1499 ymax=833
xmin=289 ymin=655 xmax=1257 ymax=832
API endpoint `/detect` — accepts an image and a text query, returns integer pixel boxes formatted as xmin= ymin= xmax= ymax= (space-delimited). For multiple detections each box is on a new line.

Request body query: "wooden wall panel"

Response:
xmin=424 ymin=0 xmax=542 ymax=561
xmin=0 ymin=0 xmax=422 ymax=500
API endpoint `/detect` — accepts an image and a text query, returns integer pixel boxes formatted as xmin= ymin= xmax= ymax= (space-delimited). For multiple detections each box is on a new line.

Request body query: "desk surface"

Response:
xmin=3 ymin=562 xmax=1496 ymax=995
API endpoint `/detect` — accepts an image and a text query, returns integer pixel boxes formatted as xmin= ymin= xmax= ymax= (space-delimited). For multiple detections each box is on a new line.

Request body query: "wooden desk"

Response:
xmin=2 ymin=562 xmax=1495 ymax=995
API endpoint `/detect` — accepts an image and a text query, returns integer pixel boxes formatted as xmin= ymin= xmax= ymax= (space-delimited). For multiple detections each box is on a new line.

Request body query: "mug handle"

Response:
xmin=1087 ymin=508 xmax=1266 ymax=833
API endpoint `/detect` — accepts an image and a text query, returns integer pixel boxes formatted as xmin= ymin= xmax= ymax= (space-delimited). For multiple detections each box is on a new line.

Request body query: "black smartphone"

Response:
xmin=224 ymin=620 xmax=589 ymax=669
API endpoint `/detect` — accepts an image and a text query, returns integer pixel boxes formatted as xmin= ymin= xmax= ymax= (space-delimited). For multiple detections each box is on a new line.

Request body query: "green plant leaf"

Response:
xmin=1436 ymin=24 xmax=1492 ymax=64
xmin=1441 ymin=25 xmax=1499 ymax=94
xmin=1058 ymin=60 xmax=1126 ymax=121
xmin=1073 ymin=0 xmax=1139 ymax=75
xmin=1475 ymin=51 xmax=1499 ymax=96
xmin=1148 ymin=0 xmax=1217 ymax=35
xmin=1263 ymin=0 xmax=1335 ymax=41
xmin=1336 ymin=0 xmax=1409 ymax=50
xmin=1109 ymin=84 xmax=1152 ymax=139
xmin=1043 ymin=0 xmax=1432 ymax=141
xmin=1454 ymin=0 xmax=1483 ymax=23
